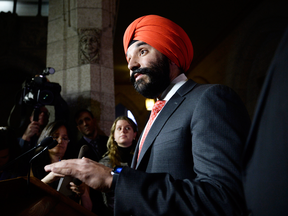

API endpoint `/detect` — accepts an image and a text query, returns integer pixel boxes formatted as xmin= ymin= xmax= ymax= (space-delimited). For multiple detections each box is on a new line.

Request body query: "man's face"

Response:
xmin=81 ymin=34 xmax=99 ymax=56
xmin=76 ymin=112 xmax=97 ymax=138
xmin=127 ymin=41 xmax=171 ymax=99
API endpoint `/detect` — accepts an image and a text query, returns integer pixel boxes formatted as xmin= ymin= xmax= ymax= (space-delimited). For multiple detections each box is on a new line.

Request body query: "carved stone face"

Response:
xmin=79 ymin=29 xmax=101 ymax=64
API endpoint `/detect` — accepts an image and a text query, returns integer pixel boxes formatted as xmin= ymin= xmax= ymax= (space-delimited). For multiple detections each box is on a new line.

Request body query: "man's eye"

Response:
xmin=140 ymin=49 xmax=146 ymax=55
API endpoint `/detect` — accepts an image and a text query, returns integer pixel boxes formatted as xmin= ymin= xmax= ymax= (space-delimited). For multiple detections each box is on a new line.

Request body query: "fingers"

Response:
xmin=70 ymin=182 xmax=84 ymax=195
xmin=44 ymin=158 xmax=113 ymax=191
xmin=44 ymin=159 xmax=80 ymax=176
xmin=22 ymin=121 xmax=41 ymax=141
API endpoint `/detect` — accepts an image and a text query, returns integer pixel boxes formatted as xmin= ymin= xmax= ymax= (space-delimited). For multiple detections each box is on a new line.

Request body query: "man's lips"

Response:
xmin=134 ymin=73 xmax=143 ymax=82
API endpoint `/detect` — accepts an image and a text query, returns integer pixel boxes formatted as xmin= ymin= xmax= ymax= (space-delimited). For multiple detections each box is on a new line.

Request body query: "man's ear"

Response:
xmin=168 ymin=59 xmax=179 ymax=70
xmin=169 ymin=59 xmax=176 ymax=66
xmin=77 ymin=125 xmax=80 ymax=131
xmin=169 ymin=60 xmax=182 ymax=79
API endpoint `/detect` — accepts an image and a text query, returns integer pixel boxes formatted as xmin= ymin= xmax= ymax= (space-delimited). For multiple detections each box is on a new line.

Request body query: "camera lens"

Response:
xmin=38 ymin=90 xmax=54 ymax=105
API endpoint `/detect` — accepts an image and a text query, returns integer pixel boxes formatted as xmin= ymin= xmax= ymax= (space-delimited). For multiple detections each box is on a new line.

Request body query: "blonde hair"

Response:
xmin=105 ymin=116 xmax=138 ymax=167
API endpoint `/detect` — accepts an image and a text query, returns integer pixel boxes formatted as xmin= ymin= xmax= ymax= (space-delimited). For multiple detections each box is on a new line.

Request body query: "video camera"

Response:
xmin=22 ymin=67 xmax=61 ymax=107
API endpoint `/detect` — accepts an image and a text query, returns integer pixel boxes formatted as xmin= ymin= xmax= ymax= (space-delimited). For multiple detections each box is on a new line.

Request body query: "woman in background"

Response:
xmin=31 ymin=121 xmax=71 ymax=187
xmin=99 ymin=116 xmax=138 ymax=215
xmin=31 ymin=120 xmax=92 ymax=211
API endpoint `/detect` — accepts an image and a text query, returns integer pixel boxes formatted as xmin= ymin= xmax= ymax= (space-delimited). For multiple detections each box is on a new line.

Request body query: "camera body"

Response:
xmin=22 ymin=68 xmax=61 ymax=107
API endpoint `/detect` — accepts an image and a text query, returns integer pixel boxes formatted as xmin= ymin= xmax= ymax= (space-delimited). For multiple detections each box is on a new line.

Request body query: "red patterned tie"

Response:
xmin=137 ymin=100 xmax=166 ymax=160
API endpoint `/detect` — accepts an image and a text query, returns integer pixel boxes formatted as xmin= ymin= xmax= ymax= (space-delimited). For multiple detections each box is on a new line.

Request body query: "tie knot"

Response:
xmin=152 ymin=100 xmax=166 ymax=114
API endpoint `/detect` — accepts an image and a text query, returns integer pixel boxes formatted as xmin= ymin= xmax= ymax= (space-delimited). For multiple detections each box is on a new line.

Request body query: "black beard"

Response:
xmin=130 ymin=56 xmax=170 ymax=99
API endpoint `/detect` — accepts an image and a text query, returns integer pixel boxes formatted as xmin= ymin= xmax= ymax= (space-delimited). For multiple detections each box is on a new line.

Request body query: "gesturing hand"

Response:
xmin=44 ymin=157 xmax=113 ymax=192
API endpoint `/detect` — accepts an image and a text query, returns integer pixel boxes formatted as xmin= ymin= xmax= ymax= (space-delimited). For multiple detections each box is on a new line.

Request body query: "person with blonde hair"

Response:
xmin=98 ymin=116 xmax=138 ymax=215
xmin=100 ymin=116 xmax=138 ymax=168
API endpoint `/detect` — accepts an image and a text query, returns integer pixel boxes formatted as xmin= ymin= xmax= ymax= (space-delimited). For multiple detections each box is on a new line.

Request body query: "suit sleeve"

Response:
xmin=114 ymin=85 xmax=251 ymax=216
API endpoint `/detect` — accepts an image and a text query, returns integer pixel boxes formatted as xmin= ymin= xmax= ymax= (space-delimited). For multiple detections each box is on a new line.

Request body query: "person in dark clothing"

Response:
xmin=0 ymin=127 xmax=26 ymax=180
xmin=31 ymin=121 xmax=71 ymax=189
xmin=19 ymin=94 xmax=69 ymax=153
xmin=72 ymin=109 xmax=108 ymax=161
xmin=70 ymin=109 xmax=109 ymax=216
xmin=99 ymin=116 xmax=138 ymax=215
xmin=31 ymin=120 xmax=93 ymax=211
xmin=45 ymin=15 xmax=251 ymax=216
xmin=19 ymin=106 xmax=50 ymax=152
xmin=242 ymin=25 xmax=288 ymax=216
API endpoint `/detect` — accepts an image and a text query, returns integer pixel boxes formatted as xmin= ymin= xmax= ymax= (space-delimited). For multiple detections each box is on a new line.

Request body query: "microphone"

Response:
xmin=29 ymin=139 xmax=58 ymax=163
xmin=73 ymin=145 xmax=90 ymax=185
xmin=38 ymin=136 xmax=54 ymax=147
xmin=27 ymin=139 xmax=58 ymax=187
xmin=0 ymin=136 xmax=54 ymax=171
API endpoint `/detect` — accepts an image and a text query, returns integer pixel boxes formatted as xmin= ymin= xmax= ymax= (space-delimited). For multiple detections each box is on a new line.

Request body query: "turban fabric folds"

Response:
xmin=123 ymin=15 xmax=194 ymax=72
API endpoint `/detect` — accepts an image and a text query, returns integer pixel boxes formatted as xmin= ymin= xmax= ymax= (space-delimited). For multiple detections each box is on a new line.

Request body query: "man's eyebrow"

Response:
xmin=126 ymin=42 xmax=148 ymax=56
xmin=136 ymin=41 xmax=147 ymax=47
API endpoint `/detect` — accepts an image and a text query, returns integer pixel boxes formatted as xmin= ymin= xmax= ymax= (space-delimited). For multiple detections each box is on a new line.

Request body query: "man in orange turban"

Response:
xmin=45 ymin=15 xmax=251 ymax=216
xmin=123 ymin=14 xmax=194 ymax=73
xmin=123 ymin=15 xmax=194 ymax=99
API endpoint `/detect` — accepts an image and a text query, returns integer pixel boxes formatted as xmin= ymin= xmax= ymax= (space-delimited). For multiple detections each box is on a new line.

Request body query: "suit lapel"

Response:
xmin=135 ymin=79 xmax=197 ymax=169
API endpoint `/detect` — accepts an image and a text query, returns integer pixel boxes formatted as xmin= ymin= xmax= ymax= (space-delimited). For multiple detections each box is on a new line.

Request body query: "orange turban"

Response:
xmin=123 ymin=15 xmax=194 ymax=72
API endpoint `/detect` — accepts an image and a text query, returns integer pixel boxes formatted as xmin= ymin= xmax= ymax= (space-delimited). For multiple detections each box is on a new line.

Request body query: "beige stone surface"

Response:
xmin=47 ymin=18 xmax=64 ymax=43
xmin=47 ymin=0 xmax=116 ymax=136
xmin=66 ymin=36 xmax=79 ymax=68
xmin=77 ymin=8 xmax=102 ymax=28
xmin=46 ymin=41 xmax=65 ymax=71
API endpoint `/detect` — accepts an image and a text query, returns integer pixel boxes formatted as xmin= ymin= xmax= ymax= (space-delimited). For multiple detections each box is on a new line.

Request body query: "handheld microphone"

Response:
xmin=0 ymin=136 xmax=54 ymax=171
xmin=73 ymin=145 xmax=90 ymax=185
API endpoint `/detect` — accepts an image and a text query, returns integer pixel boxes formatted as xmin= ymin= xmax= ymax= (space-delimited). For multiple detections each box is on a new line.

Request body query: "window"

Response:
xmin=0 ymin=0 xmax=49 ymax=16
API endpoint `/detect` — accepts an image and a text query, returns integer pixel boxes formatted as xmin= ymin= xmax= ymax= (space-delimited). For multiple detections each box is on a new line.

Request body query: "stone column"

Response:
xmin=46 ymin=0 xmax=116 ymax=137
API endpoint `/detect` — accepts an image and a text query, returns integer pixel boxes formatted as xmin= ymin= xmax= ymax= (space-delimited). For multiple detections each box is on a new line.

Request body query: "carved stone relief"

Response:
xmin=78 ymin=28 xmax=101 ymax=64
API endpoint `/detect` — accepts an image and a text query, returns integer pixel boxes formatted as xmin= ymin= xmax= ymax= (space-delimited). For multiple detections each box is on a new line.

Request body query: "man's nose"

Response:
xmin=128 ymin=56 xmax=140 ymax=72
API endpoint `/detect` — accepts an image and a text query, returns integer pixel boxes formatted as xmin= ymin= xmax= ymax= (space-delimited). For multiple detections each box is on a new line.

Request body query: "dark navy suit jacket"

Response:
xmin=114 ymin=80 xmax=251 ymax=216
xmin=242 ymin=25 xmax=288 ymax=216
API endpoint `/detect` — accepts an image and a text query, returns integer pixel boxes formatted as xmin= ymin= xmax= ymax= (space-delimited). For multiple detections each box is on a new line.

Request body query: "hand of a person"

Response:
xmin=22 ymin=121 xmax=40 ymax=141
xmin=71 ymin=182 xmax=92 ymax=211
xmin=41 ymin=171 xmax=65 ymax=184
xmin=70 ymin=182 xmax=87 ymax=196
xmin=44 ymin=157 xmax=113 ymax=192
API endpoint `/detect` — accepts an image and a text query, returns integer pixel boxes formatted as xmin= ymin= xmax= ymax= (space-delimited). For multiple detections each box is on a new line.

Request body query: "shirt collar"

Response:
xmin=83 ymin=136 xmax=93 ymax=144
xmin=159 ymin=73 xmax=188 ymax=101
